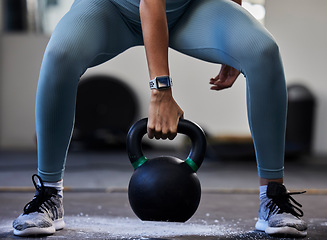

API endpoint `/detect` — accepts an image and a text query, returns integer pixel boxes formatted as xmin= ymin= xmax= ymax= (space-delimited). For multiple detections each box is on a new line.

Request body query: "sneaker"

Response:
xmin=13 ymin=174 xmax=65 ymax=236
xmin=255 ymin=182 xmax=307 ymax=238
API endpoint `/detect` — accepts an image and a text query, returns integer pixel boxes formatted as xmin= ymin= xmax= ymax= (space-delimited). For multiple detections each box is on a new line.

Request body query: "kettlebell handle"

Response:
xmin=126 ymin=118 xmax=206 ymax=172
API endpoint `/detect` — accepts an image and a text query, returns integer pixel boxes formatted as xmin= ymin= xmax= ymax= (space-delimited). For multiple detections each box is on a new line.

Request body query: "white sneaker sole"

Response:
xmin=266 ymin=226 xmax=307 ymax=238
xmin=255 ymin=219 xmax=307 ymax=238
xmin=13 ymin=218 xmax=65 ymax=237
xmin=54 ymin=218 xmax=66 ymax=231
xmin=255 ymin=219 xmax=268 ymax=232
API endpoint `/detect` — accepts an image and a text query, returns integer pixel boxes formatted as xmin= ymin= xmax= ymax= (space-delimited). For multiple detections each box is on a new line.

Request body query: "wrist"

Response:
xmin=151 ymin=87 xmax=172 ymax=95
xmin=149 ymin=76 xmax=172 ymax=90
xmin=150 ymin=88 xmax=172 ymax=101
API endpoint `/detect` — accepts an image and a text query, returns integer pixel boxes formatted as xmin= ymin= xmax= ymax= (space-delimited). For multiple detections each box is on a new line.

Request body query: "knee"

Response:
xmin=43 ymin=43 xmax=79 ymax=71
xmin=242 ymin=33 xmax=284 ymax=78
xmin=242 ymin=34 xmax=286 ymax=92
xmin=38 ymin=43 xmax=82 ymax=91
xmin=257 ymin=37 xmax=280 ymax=62
xmin=249 ymin=33 xmax=281 ymax=65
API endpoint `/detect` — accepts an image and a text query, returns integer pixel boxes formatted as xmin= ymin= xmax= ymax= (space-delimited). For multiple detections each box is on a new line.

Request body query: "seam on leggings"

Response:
xmin=258 ymin=166 xmax=284 ymax=172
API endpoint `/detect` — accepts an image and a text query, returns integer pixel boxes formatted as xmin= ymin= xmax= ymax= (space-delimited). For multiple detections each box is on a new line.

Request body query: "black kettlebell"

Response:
xmin=126 ymin=118 xmax=206 ymax=222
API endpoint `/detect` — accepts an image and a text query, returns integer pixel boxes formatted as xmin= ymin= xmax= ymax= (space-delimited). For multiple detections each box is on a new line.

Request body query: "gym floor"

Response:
xmin=0 ymin=149 xmax=326 ymax=239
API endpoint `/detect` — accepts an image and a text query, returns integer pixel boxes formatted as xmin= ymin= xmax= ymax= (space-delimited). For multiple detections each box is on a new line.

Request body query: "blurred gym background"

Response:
xmin=0 ymin=0 xmax=326 ymax=160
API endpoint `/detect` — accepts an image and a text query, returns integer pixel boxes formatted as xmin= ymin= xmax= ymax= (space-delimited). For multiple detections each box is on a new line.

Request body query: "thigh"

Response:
xmin=46 ymin=0 xmax=143 ymax=69
xmin=169 ymin=0 xmax=272 ymax=71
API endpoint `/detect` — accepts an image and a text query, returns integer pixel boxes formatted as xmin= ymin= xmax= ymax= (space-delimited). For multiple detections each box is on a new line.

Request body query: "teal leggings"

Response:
xmin=36 ymin=0 xmax=286 ymax=181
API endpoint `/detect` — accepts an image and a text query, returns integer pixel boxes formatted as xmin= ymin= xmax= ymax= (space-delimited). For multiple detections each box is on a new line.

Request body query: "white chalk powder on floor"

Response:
xmin=0 ymin=216 xmax=246 ymax=239
xmin=64 ymin=216 xmax=241 ymax=239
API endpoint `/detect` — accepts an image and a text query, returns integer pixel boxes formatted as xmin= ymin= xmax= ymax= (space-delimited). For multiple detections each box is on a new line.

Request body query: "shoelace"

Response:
xmin=267 ymin=190 xmax=306 ymax=218
xmin=23 ymin=174 xmax=58 ymax=215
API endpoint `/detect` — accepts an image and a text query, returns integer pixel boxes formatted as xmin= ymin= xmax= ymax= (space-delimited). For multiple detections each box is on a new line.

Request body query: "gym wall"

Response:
xmin=0 ymin=0 xmax=326 ymax=155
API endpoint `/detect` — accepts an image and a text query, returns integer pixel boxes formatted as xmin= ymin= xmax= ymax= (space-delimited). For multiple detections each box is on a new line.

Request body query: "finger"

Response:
xmin=161 ymin=134 xmax=168 ymax=140
xmin=167 ymin=116 xmax=180 ymax=140
xmin=154 ymin=130 xmax=161 ymax=140
xmin=153 ymin=122 xmax=162 ymax=139
xmin=210 ymin=79 xmax=227 ymax=88
xmin=210 ymin=79 xmax=234 ymax=91
xmin=167 ymin=123 xmax=178 ymax=140
xmin=209 ymin=78 xmax=224 ymax=85
xmin=168 ymin=132 xmax=177 ymax=140
xmin=147 ymin=120 xmax=155 ymax=139
xmin=210 ymin=85 xmax=227 ymax=91
xmin=160 ymin=127 xmax=169 ymax=140
xmin=210 ymin=75 xmax=220 ymax=82
xmin=147 ymin=126 xmax=154 ymax=139
xmin=210 ymin=79 xmax=230 ymax=87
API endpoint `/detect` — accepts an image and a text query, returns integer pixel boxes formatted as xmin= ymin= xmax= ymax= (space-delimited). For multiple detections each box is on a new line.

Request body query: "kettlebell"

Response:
xmin=126 ymin=118 xmax=206 ymax=222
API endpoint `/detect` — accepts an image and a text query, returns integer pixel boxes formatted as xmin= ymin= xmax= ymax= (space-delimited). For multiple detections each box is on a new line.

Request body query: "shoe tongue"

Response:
xmin=44 ymin=186 xmax=58 ymax=195
xmin=36 ymin=183 xmax=58 ymax=196
xmin=267 ymin=182 xmax=287 ymax=198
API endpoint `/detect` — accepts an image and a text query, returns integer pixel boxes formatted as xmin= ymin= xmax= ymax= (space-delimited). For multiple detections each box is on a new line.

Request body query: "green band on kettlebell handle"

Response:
xmin=185 ymin=157 xmax=199 ymax=172
xmin=132 ymin=156 xmax=148 ymax=169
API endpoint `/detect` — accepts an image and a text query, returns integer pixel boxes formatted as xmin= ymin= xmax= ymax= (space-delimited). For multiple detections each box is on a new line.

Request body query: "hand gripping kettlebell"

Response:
xmin=126 ymin=118 xmax=206 ymax=222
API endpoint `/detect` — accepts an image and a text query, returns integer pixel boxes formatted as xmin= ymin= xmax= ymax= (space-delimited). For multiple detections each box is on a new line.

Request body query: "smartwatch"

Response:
xmin=149 ymin=76 xmax=172 ymax=90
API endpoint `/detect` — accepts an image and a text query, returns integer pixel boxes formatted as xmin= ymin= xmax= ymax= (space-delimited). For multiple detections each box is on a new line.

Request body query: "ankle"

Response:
xmin=39 ymin=179 xmax=64 ymax=197
xmin=259 ymin=177 xmax=283 ymax=186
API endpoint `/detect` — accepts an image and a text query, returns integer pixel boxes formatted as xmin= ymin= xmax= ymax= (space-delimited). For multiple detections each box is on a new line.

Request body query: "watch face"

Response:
xmin=156 ymin=76 xmax=170 ymax=89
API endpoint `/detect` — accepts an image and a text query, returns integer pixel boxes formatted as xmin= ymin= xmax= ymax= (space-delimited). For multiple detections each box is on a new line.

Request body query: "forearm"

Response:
xmin=140 ymin=0 xmax=169 ymax=80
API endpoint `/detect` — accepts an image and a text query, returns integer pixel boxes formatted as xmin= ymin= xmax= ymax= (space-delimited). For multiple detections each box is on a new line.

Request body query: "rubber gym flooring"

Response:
xmin=0 ymin=149 xmax=326 ymax=239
